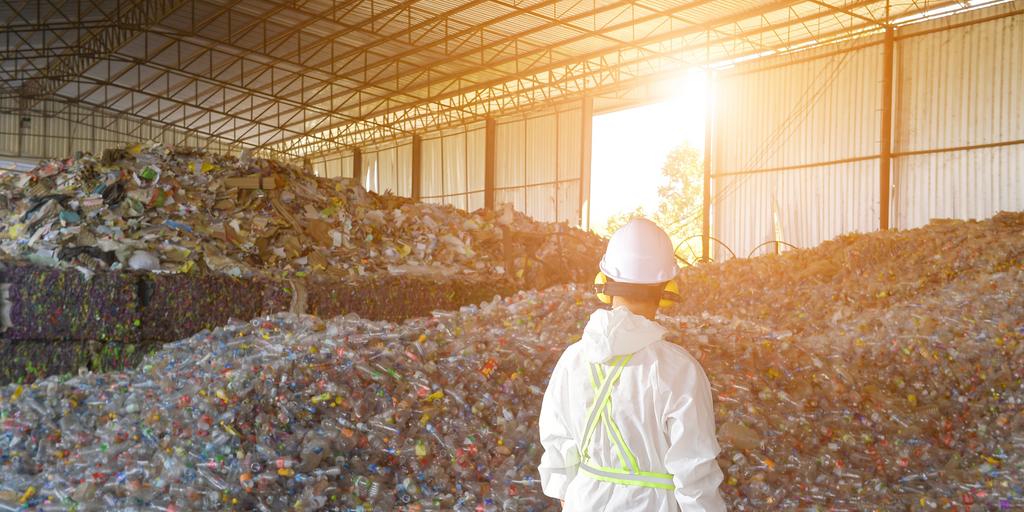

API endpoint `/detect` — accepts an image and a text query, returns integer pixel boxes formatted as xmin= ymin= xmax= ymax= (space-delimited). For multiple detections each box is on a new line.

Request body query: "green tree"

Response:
xmin=597 ymin=142 xmax=705 ymax=263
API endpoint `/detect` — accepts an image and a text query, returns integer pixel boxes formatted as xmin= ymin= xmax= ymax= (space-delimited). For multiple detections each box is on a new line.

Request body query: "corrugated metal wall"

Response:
xmin=421 ymin=123 xmax=487 ymax=210
xmin=5 ymin=96 xmax=587 ymax=225
xmin=496 ymin=104 xmax=584 ymax=223
xmin=351 ymin=140 xmax=413 ymax=196
xmin=713 ymin=36 xmax=883 ymax=259
xmin=1 ymin=99 xmax=239 ymax=160
xmin=893 ymin=2 xmax=1024 ymax=228
xmin=713 ymin=2 xmax=1024 ymax=260
xmin=304 ymin=105 xmax=586 ymax=224
xmin=310 ymin=155 xmax=353 ymax=180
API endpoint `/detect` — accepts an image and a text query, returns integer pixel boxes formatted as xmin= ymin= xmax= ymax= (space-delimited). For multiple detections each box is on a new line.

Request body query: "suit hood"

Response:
xmin=579 ymin=306 xmax=668 ymax=364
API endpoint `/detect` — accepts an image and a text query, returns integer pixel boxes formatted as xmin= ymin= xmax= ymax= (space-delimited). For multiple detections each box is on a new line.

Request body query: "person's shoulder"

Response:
xmin=647 ymin=340 xmax=701 ymax=367
xmin=646 ymin=341 xmax=712 ymax=394
xmin=550 ymin=341 xmax=586 ymax=370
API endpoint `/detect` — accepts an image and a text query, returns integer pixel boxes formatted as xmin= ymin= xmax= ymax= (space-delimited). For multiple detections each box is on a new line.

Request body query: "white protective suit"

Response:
xmin=539 ymin=306 xmax=726 ymax=512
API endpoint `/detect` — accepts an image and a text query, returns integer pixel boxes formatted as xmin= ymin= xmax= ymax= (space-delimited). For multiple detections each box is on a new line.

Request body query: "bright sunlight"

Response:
xmin=590 ymin=72 xmax=708 ymax=235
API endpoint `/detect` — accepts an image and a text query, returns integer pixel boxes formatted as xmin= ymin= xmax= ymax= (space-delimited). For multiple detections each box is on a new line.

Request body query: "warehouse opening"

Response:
xmin=590 ymin=71 xmax=709 ymax=264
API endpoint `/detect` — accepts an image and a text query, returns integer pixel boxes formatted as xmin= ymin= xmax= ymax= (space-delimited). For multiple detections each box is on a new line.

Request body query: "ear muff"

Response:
xmin=594 ymin=272 xmax=612 ymax=304
xmin=659 ymin=279 xmax=680 ymax=308
xmin=595 ymin=272 xmax=680 ymax=307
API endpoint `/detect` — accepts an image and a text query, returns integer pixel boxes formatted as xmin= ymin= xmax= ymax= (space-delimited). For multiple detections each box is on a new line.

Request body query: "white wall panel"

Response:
xmin=557 ymin=181 xmax=581 ymax=224
xmin=715 ymin=161 xmax=880 ymax=258
xmin=893 ymin=4 xmax=1024 ymax=229
xmin=557 ymin=109 xmax=582 ymax=182
xmin=442 ymin=131 xmax=468 ymax=210
xmin=397 ymin=144 xmax=413 ymax=198
xmin=422 ymin=137 xmax=443 ymax=199
xmin=714 ymin=2 xmax=1023 ymax=260
xmin=525 ymin=115 xmax=558 ymax=222
xmin=713 ymin=36 xmax=884 ymax=259
xmin=526 ymin=185 xmax=557 ymax=223
xmin=326 ymin=158 xmax=342 ymax=178
xmin=377 ymin=147 xmax=398 ymax=194
xmin=468 ymin=191 xmax=485 ymax=212
xmin=362 ymin=152 xmax=378 ymax=192
xmin=896 ymin=148 xmax=1024 ymax=228
xmin=341 ymin=156 xmax=353 ymax=178
xmin=467 ymin=128 xmax=486 ymax=196
xmin=496 ymin=120 xmax=526 ymax=212
xmin=526 ymin=115 xmax=557 ymax=186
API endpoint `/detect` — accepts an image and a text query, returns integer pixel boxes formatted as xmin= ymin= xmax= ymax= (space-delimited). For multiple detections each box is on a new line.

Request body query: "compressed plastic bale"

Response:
xmin=3 ymin=263 xmax=141 ymax=343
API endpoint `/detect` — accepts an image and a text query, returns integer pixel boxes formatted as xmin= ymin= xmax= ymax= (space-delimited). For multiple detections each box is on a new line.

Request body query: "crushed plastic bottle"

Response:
xmin=4 ymin=206 xmax=1024 ymax=512
xmin=0 ymin=285 xmax=594 ymax=511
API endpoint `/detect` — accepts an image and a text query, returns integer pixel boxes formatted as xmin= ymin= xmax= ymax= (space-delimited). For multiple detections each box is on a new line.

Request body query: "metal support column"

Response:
xmin=484 ymin=118 xmax=496 ymax=210
xmin=411 ymin=135 xmax=422 ymax=201
xmin=880 ymin=26 xmax=894 ymax=231
xmin=702 ymin=71 xmax=713 ymax=263
xmin=580 ymin=96 xmax=594 ymax=231
xmin=352 ymin=148 xmax=362 ymax=185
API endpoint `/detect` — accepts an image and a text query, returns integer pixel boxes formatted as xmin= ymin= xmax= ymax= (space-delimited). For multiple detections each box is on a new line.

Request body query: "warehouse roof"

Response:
xmin=0 ymin=0 xmax=979 ymax=157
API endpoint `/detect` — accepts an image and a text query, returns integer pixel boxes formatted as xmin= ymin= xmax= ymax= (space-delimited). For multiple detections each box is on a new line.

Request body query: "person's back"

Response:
xmin=538 ymin=219 xmax=726 ymax=511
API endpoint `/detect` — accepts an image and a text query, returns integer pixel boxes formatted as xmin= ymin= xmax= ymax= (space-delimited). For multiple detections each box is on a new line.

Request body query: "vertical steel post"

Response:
xmin=702 ymin=71 xmax=713 ymax=263
xmin=880 ymin=27 xmax=894 ymax=231
xmin=485 ymin=118 xmax=496 ymax=210
xmin=411 ymin=135 xmax=422 ymax=201
xmin=352 ymin=148 xmax=362 ymax=185
xmin=580 ymin=96 xmax=594 ymax=231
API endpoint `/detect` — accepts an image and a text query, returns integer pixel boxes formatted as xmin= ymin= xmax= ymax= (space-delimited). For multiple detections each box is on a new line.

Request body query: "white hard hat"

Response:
xmin=599 ymin=218 xmax=679 ymax=284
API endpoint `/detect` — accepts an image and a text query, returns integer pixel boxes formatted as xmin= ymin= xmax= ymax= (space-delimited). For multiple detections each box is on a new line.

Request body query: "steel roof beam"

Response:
xmin=139 ymin=0 xmax=426 ymax=122
xmin=17 ymin=0 xmax=191 ymax=112
xmin=281 ymin=0 xmax=888 ymax=152
xmin=263 ymin=0 xmax=849 ymax=149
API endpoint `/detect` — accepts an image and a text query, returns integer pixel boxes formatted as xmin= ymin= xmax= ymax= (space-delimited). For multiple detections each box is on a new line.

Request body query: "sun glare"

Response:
xmin=590 ymin=72 xmax=708 ymax=234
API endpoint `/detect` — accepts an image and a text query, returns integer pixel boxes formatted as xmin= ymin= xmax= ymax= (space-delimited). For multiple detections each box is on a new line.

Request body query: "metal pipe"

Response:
xmin=580 ymin=97 xmax=594 ymax=231
xmin=352 ymin=148 xmax=362 ymax=185
xmin=711 ymin=155 xmax=878 ymax=178
xmin=484 ymin=118 xmax=496 ymax=210
xmin=892 ymin=137 xmax=1024 ymax=157
xmin=879 ymin=26 xmax=895 ymax=231
xmin=411 ymin=135 xmax=422 ymax=201
xmin=702 ymin=70 xmax=713 ymax=263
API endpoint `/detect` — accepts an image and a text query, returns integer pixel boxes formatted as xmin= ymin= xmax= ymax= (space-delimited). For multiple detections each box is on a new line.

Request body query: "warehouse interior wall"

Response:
xmin=892 ymin=3 xmax=1024 ymax=228
xmin=306 ymin=100 xmax=591 ymax=227
xmin=712 ymin=1 xmax=1024 ymax=261
xmin=713 ymin=36 xmax=883 ymax=260
xmin=0 ymin=98 xmax=240 ymax=160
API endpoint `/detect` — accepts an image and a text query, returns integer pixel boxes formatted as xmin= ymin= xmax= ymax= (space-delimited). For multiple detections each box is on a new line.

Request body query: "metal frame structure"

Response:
xmin=2 ymin=0 xmax=974 ymax=159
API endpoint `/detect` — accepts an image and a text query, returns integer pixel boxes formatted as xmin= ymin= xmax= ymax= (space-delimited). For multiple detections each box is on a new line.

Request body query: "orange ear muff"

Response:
xmin=594 ymin=272 xmax=612 ymax=304
xmin=659 ymin=279 xmax=680 ymax=308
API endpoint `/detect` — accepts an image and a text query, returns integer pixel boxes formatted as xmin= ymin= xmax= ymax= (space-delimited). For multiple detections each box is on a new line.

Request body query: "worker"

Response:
xmin=538 ymin=218 xmax=726 ymax=511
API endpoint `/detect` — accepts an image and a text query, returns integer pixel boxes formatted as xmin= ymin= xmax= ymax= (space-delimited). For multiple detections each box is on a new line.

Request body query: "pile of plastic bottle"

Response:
xmin=2 ymin=214 xmax=1024 ymax=511
xmin=0 ymin=286 xmax=591 ymax=512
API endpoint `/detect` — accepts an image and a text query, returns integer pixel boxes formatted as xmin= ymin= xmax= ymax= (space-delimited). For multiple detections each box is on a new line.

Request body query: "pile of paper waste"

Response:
xmin=0 ymin=143 xmax=603 ymax=289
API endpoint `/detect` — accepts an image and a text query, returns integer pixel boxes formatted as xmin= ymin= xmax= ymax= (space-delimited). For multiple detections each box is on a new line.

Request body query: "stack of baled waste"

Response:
xmin=0 ymin=143 xmax=603 ymax=289
xmin=0 ymin=214 xmax=1022 ymax=511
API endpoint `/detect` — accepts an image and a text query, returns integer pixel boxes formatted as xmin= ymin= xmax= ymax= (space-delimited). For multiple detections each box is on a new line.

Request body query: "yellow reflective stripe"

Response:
xmin=596 ymin=359 xmax=638 ymax=474
xmin=600 ymin=407 xmax=630 ymax=471
xmin=604 ymin=405 xmax=640 ymax=474
xmin=580 ymin=463 xmax=675 ymax=490
xmin=580 ymin=356 xmax=625 ymax=459
xmin=578 ymin=354 xmax=675 ymax=491
xmin=600 ymin=355 xmax=638 ymax=473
